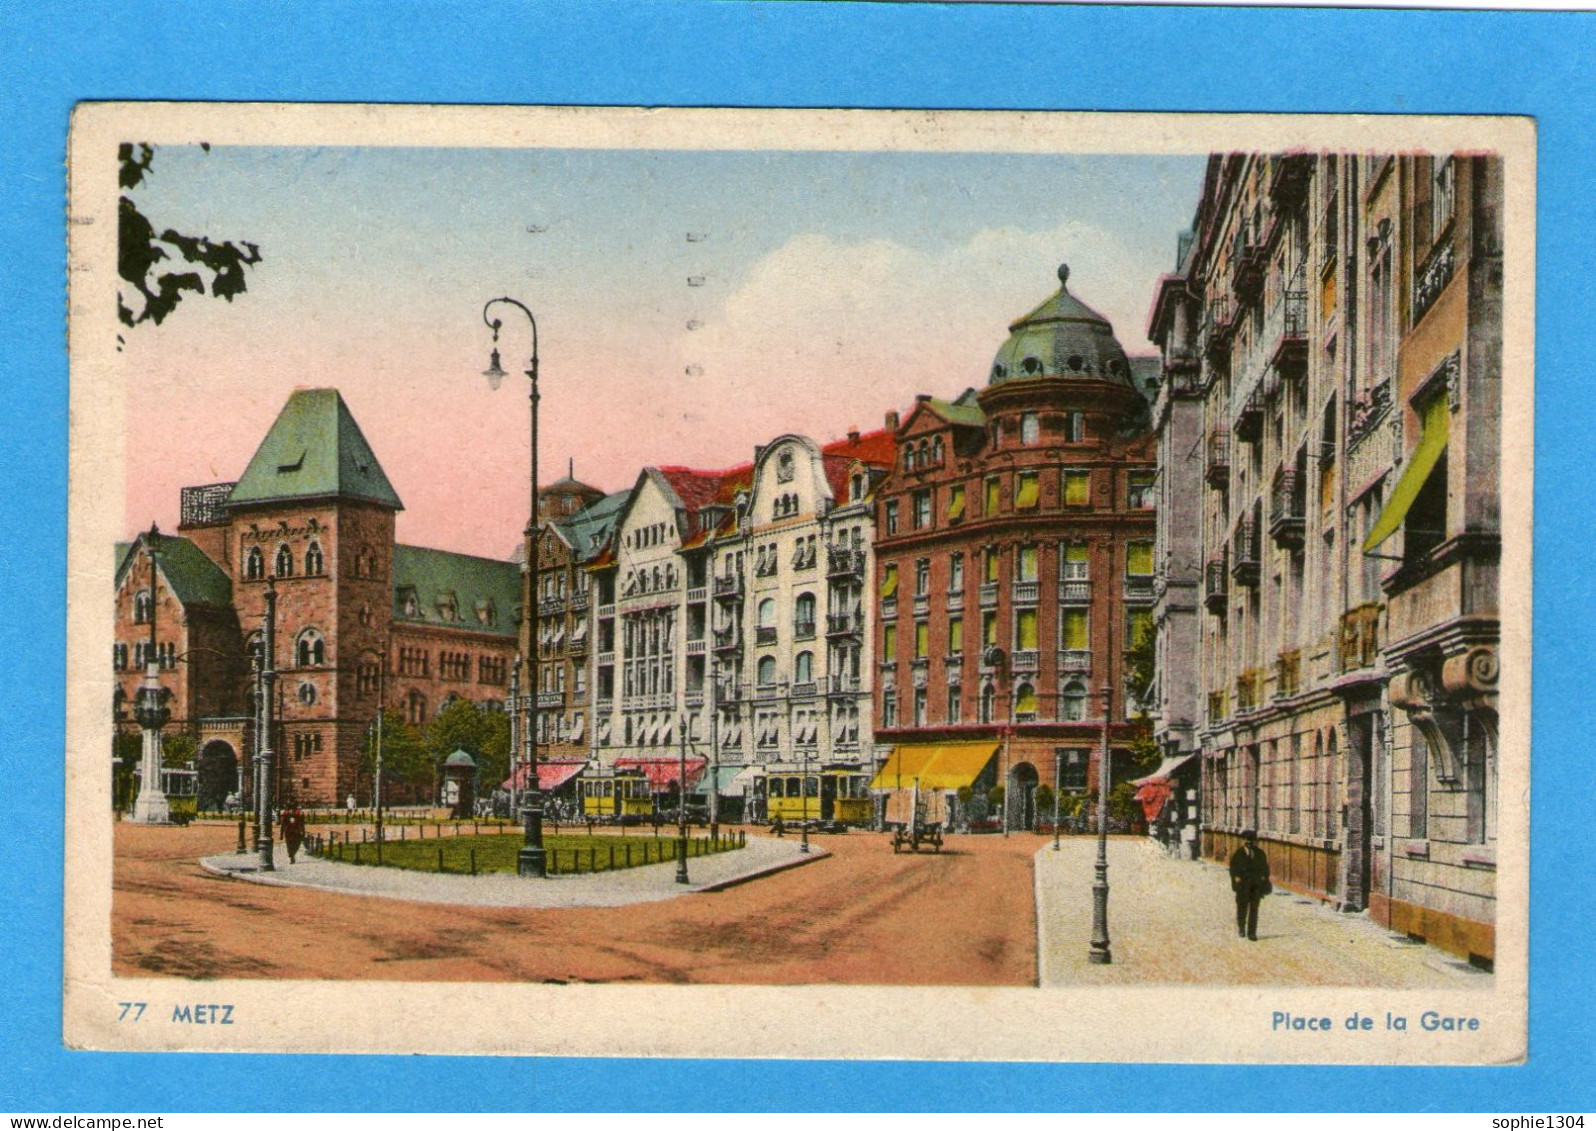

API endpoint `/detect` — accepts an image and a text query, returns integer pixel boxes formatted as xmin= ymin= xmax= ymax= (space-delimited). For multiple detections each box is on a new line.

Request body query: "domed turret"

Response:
xmin=989 ymin=263 xmax=1136 ymax=387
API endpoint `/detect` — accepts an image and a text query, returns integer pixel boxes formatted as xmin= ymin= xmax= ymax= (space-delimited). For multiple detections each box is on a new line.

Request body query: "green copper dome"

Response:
xmin=989 ymin=263 xmax=1136 ymax=388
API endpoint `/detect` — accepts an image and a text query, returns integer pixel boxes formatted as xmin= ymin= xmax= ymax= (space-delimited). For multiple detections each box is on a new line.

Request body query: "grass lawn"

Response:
xmin=312 ymin=831 xmax=743 ymax=875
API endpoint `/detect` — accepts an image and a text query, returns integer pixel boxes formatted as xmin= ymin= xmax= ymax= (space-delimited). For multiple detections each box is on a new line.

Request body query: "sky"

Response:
xmin=118 ymin=144 xmax=1207 ymax=559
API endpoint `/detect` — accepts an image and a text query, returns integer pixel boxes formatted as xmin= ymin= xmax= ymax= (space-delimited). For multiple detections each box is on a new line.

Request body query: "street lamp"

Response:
xmin=481 ymin=296 xmax=547 ymax=878
xmin=1088 ymin=684 xmax=1113 ymax=965
xmin=508 ymin=657 xmax=522 ymax=820
xmin=131 ymin=531 xmax=172 ymax=824
xmin=1052 ymin=747 xmax=1064 ymax=852
xmin=356 ymin=647 xmax=387 ymax=853
xmin=675 ymin=715 xmax=691 ymax=885
xmin=253 ymin=578 xmax=279 ymax=871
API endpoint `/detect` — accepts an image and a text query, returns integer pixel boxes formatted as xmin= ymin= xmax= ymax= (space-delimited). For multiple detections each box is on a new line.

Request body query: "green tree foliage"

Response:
xmin=1122 ymin=617 xmax=1162 ymax=777
xmin=161 ymin=732 xmax=196 ymax=770
xmin=361 ymin=710 xmax=431 ymax=791
xmin=118 ymin=143 xmax=261 ymax=333
xmin=424 ymin=699 xmax=511 ymax=790
xmin=1034 ymin=783 xmax=1056 ymax=820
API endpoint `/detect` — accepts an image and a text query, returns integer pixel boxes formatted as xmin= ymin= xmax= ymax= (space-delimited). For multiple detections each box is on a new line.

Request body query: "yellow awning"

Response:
xmin=1364 ymin=395 xmax=1450 ymax=551
xmin=869 ymin=742 xmax=999 ymax=792
xmin=880 ymin=564 xmax=898 ymax=597
xmin=1015 ymin=474 xmax=1040 ymax=508
xmin=947 ymin=486 xmax=965 ymax=520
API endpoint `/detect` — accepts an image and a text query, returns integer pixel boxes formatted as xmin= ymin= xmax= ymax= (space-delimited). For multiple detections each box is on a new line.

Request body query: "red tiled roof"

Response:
xmin=822 ymin=426 xmax=898 ymax=467
xmin=656 ymin=463 xmax=754 ymax=541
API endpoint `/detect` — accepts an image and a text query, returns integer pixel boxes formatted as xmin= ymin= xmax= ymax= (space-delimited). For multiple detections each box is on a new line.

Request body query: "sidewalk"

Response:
xmin=201 ymin=834 xmax=826 ymax=908
xmin=1035 ymin=837 xmax=1492 ymax=987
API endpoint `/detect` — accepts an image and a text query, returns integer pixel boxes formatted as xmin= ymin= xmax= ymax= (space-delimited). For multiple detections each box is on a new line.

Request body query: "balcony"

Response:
xmin=828 ymin=672 xmax=862 ymax=695
xmin=1205 ymin=430 xmax=1230 ymax=489
xmin=713 ymin=575 xmax=743 ymax=600
xmin=755 ymin=681 xmax=786 ymax=701
xmin=1059 ymin=579 xmax=1091 ymax=604
xmin=718 ymin=681 xmax=747 ymax=704
xmin=1231 ymin=520 xmax=1261 ymax=588
xmin=882 ymin=596 xmax=898 ymax=620
xmin=1205 ymin=295 xmax=1238 ymax=359
xmin=1412 ymin=239 xmax=1456 ymax=326
xmin=1204 ymin=555 xmax=1229 ymax=614
xmin=686 ymin=586 xmax=707 ymax=603
xmin=1275 ymin=649 xmax=1302 ymax=699
xmin=540 ymin=595 xmax=567 ymax=615
xmin=794 ymin=619 xmax=816 ymax=641
xmin=944 ymin=652 xmax=964 ymax=672
xmin=597 ymin=650 xmax=616 ymax=666
xmin=912 ymin=593 xmax=930 ymax=617
xmin=570 ymin=591 xmax=590 ymax=611
xmin=946 ymin=589 xmax=965 ymax=613
xmin=538 ymin=691 xmax=563 ymax=709
xmin=712 ymin=627 xmax=741 ymax=653
xmin=979 ymin=582 xmax=1000 ymax=609
xmin=1234 ymin=389 xmax=1264 ymax=445
xmin=1123 ymin=576 xmax=1155 ymax=604
xmin=1339 ymin=603 xmax=1382 ymax=672
xmin=684 ymin=689 xmax=705 ymax=708
xmin=1057 ymin=649 xmax=1092 ymax=673
xmin=1232 ymin=227 xmax=1267 ymax=298
xmin=1268 ymin=153 xmax=1314 ymax=207
xmin=791 ymin=681 xmax=818 ymax=699
xmin=1011 ymin=580 xmax=1039 ymax=605
xmin=826 ymin=611 xmax=863 ymax=638
xmin=827 ymin=546 xmax=866 ymax=580
xmin=755 ymin=626 xmax=778 ymax=646
xmin=1010 ymin=649 xmax=1040 ymax=673
xmin=597 ymin=602 xmax=615 ymax=619
xmin=685 ymin=637 xmax=706 ymax=656
xmin=1269 ymin=469 xmax=1306 ymax=550
xmin=1267 ymin=290 xmax=1309 ymax=376
xmin=596 ymin=694 xmax=615 ymax=711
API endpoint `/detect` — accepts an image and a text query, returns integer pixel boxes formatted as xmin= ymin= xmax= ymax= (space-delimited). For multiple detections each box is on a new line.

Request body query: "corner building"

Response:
xmin=1149 ymin=152 xmax=1503 ymax=966
xmin=872 ymin=264 xmax=1160 ymax=829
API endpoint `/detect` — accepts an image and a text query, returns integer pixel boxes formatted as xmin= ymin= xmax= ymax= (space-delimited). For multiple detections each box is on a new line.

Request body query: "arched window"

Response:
xmin=295 ymin=628 xmax=326 ymax=667
xmin=1020 ymin=412 xmax=1040 ymax=445
xmin=795 ymin=651 xmax=813 ymax=684
xmin=1014 ymin=682 xmax=1038 ymax=721
xmin=851 ymin=473 xmax=864 ymax=502
xmin=757 ymin=598 xmax=776 ymax=628
xmin=757 ymin=656 xmax=777 ymax=686
xmin=133 ymin=590 xmax=153 ymax=624
xmin=405 ymin=690 xmax=427 ymax=726
xmin=794 ymin=592 xmax=815 ymax=626
xmin=931 ymin=436 xmax=944 ymax=464
xmin=1063 ymin=680 xmax=1087 ymax=721
xmin=246 ymin=546 xmax=264 ymax=580
xmin=274 ymin=543 xmax=294 ymax=577
xmin=304 ymin=541 xmax=324 ymax=576
xmin=980 ymin=684 xmax=996 ymax=724
xmin=918 ymin=439 xmax=930 ymax=466
xmin=904 ymin=447 xmax=916 ymax=471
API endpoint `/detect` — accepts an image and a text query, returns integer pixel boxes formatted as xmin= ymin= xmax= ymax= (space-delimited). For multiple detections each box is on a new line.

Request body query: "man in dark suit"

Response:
xmin=1228 ymin=829 xmax=1271 ymax=941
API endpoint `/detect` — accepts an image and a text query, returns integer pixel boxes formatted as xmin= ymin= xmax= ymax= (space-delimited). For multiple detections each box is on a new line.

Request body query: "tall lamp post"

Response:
xmin=675 ymin=716 xmax=691 ymax=884
xmin=131 ymin=533 xmax=172 ymax=824
xmin=254 ymin=578 xmax=279 ymax=871
xmin=507 ymin=657 xmax=522 ymax=820
xmin=357 ymin=647 xmax=387 ymax=851
xmin=481 ymin=296 xmax=547 ymax=878
xmin=1088 ymin=684 xmax=1113 ymax=965
xmin=1052 ymin=747 xmax=1064 ymax=852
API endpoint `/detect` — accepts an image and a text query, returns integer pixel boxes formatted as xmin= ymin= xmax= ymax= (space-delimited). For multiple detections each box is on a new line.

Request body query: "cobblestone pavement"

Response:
xmin=200 ymin=833 xmax=824 ymax=907
xmin=1035 ymin=837 xmax=1493 ymax=988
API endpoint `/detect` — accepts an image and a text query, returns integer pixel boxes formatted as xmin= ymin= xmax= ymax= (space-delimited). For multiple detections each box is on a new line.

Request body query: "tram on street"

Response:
xmin=580 ymin=771 xmax=653 ymax=821
xmin=764 ymin=766 xmax=873 ymax=825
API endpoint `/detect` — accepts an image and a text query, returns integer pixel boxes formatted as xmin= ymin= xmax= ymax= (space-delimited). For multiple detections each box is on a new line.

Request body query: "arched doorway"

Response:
xmin=1008 ymin=761 xmax=1040 ymax=831
xmin=197 ymin=740 xmax=238 ymax=813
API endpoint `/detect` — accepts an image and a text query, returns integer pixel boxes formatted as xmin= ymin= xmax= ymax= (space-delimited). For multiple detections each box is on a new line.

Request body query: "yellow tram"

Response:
xmin=764 ymin=766 xmax=873 ymax=825
xmin=580 ymin=771 xmax=653 ymax=820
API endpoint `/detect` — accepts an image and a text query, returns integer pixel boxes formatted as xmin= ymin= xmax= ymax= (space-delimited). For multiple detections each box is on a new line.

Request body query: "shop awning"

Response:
xmin=1134 ymin=779 xmax=1173 ymax=822
xmin=1132 ymin=752 xmax=1198 ymax=787
xmin=1364 ymin=395 xmax=1450 ymax=551
xmin=869 ymin=742 xmax=998 ymax=792
xmin=614 ymin=755 xmax=708 ymax=792
xmin=728 ymin=764 xmax=761 ymax=789
xmin=696 ymin=764 xmax=746 ymax=794
xmin=502 ymin=759 xmax=587 ymax=792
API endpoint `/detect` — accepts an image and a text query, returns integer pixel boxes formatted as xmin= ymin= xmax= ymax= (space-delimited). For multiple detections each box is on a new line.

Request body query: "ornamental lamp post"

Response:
xmin=675 ymin=716 xmax=691 ymax=885
xmin=481 ymin=296 xmax=546 ymax=878
xmin=356 ymin=646 xmax=387 ymax=852
xmin=1088 ymin=684 xmax=1113 ymax=965
xmin=131 ymin=531 xmax=172 ymax=824
xmin=254 ymin=578 xmax=279 ymax=871
xmin=1052 ymin=746 xmax=1064 ymax=852
xmin=508 ymin=657 xmax=522 ymax=820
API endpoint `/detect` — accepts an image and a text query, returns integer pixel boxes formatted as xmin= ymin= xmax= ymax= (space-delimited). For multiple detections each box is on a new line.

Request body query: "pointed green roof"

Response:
xmin=227 ymin=388 xmax=403 ymax=511
xmin=115 ymin=531 xmax=233 ymax=609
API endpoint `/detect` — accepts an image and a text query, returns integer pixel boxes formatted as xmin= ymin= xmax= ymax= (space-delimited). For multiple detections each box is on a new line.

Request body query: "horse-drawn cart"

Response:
xmin=888 ymin=820 xmax=943 ymax=854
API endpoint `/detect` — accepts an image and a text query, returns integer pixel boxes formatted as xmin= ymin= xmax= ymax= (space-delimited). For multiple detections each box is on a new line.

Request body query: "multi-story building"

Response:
xmin=706 ymin=426 xmax=895 ymax=821
xmin=114 ymin=388 xmax=519 ymax=810
xmin=871 ymin=263 xmax=1160 ymax=830
xmin=1150 ymin=152 xmax=1502 ymax=966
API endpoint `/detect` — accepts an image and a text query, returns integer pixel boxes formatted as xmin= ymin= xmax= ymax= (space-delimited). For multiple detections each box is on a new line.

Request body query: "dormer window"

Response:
xmin=476 ymin=599 xmax=496 ymax=626
xmin=436 ymin=593 xmax=458 ymax=622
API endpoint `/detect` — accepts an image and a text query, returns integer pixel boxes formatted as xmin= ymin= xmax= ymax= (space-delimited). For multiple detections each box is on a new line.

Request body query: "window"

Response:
xmin=885 ymin=500 xmax=899 ymax=535
xmin=757 ymin=655 xmax=777 ymax=686
xmin=947 ymin=616 xmax=963 ymax=655
xmin=1432 ymin=156 xmax=1456 ymax=238
xmin=985 ymin=477 xmax=1001 ymax=515
xmin=914 ymin=558 xmax=930 ymax=596
xmin=1015 ymin=470 xmax=1040 ymax=509
xmin=982 ymin=612 xmax=998 ymax=648
xmin=979 ymin=684 xmax=995 ymax=723
xmin=1014 ymin=682 xmax=1038 ymax=721
xmin=1062 ymin=608 xmax=1089 ymax=651
xmin=1062 ymin=543 xmax=1089 ymax=580
xmin=949 ymin=552 xmax=964 ymax=591
xmin=305 ymin=541 xmax=325 ymax=575
xmin=882 ymin=627 xmax=897 ymax=662
xmin=947 ymin=484 xmax=965 ymax=521
xmin=1016 ymin=609 xmax=1038 ymax=651
xmin=947 ymin=684 xmax=962 ymax=724
xmin=931 ymin=436 xmax=944 ymax=464
xmin=1061 ymin=749 xmax=1089 ymax=790
xmin=795 ymin=592 xmax=816 ymax=633
xmin=984 ymin=547 xmax=1000 ymax=584
xmin=795 ymin=651 xmax=813 ymax=684
xmin=405 ymin=690 xmax=427 ymax=726
xmin=1127 ymin=541 xmax=1154 ymax=577
xmin=1018 ymin=545 xmax=1038 ymax=582
xmin=1410 ymin=730 xmax=1430 ymax=839
xmin=757 ymin=598 xmax=776 ymax=628
xmin=915 ymin=621 xmax=929 ymax=659
xmin=1062 ymin=681 xmax=1087 ymax=721
xmin=295 ymin=629 xmax=326 ymax=668
xmin=1128 ymin=473 xmax=1155 ymax=509
xmin=913 ymin=688 xmax=927 ymax=726
xmin=1126 ymin=608 xmax=1153 ymax=652
xmin=913 ymin=490 xmax=931 ymax=529
xmin=880 ymin=563 xmax=898 ymax=600
xmin=245 ymin=546 xmax=265 ymax=580
xmin=274 ymin=543 xmax=294 ymax=578
xmin=1064 ymin=470 xmax=1090 ymax=507
xmin=133 ymin=590 xmax=152 ymax=624
xmin=298 ymin=681 xmax=317 ymax=707
xmin=1063 ymin=412 xmax=1085 ymax=443
xmin=1020 ymin=412 xmax=1040 ymax=445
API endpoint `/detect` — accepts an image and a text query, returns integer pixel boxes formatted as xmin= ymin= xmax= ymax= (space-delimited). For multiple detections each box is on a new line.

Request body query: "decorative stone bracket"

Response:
xmin=1389 ymin=646 xmax=1498 ymax=785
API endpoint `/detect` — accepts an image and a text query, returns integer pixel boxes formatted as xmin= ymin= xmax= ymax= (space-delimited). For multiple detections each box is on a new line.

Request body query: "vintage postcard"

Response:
xmin=63 ymin=103 xmax=1531 ymax=1063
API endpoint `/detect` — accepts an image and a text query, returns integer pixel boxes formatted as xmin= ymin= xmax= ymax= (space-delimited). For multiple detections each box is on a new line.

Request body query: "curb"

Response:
xmin=692 ymin=845 xmax=830 ymax=892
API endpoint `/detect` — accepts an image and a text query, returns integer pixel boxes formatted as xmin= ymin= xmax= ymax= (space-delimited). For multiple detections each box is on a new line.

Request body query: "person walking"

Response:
xmin=281 ymin=807 xmax=306 ymax=864
xmin=1228 ymin=829 xmax=1272 ymax=941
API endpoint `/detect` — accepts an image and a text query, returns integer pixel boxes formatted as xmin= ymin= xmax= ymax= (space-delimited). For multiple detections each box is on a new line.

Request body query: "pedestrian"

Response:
xmin=1228 ymin=829 xmax=1272 ymax=941
xmin=282 ymin=807 xmax=306 ymax=864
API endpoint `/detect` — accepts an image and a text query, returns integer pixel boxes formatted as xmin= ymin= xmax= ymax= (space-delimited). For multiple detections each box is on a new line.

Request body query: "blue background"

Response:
xmin=2 ymin=0 xmax=1591 ymax=1113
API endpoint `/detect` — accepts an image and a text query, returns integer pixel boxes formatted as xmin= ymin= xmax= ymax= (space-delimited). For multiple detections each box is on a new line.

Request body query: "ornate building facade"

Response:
xmin=871 ymin=264 xmax=1160 ymax=830
xmin=1149 ymin=152 xmax=1502 ymax=965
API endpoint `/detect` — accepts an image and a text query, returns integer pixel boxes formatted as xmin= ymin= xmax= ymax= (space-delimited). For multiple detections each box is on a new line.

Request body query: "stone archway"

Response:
xmin=197 ymin=740 xmax=238 ymax=813
xmin=1008 ymin=761 xmax=1040 ymax=831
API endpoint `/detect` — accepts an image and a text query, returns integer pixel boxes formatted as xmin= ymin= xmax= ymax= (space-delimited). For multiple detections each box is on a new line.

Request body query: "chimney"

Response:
xmin=885 ymin=410 xmax=900 ymax=431
xmin=847 ymin=428 xmax=860 ymax=443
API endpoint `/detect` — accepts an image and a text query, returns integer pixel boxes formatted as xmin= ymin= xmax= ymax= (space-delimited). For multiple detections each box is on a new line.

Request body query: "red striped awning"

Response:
xmin=502 ymin=760 xmax=586 ymax=792
xmin=613 ymin=755 xmax=708 ymax=791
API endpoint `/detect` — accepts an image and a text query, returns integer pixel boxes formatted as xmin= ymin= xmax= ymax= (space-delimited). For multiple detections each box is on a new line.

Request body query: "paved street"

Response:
xmin=115 ymin=822 xmax=1038 ymax=984
xmin=1036 ymin=837 xmax=1492 ymax=988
